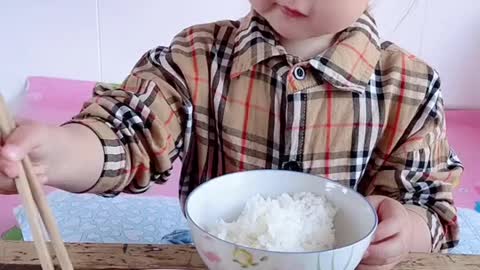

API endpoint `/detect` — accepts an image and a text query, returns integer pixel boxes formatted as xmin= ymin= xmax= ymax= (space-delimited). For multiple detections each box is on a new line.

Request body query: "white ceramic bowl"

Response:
xmin=185 ymin=170 xmax=377 ymax=270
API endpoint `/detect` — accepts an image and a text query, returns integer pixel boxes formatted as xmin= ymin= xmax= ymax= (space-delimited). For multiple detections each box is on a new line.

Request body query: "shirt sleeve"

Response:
xmin=67 ymin=47 xmax=192 ymax=196
xmin=360 ymin=71 xmax=464 ymax=252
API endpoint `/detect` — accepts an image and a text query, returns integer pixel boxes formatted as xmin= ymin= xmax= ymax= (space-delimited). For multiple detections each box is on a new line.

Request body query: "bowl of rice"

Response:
xmin=185 ymin=170 xmax=377 ymax=270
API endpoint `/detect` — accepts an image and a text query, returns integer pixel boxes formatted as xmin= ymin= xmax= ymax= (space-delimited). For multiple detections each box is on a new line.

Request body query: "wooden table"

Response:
xmin=1 ymin=241 xmax=479 ymax=270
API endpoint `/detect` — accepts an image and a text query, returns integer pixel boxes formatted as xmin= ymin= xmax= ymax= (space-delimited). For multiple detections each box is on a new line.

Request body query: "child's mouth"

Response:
xmin=279 ymin=5 xmax=307 ymax=19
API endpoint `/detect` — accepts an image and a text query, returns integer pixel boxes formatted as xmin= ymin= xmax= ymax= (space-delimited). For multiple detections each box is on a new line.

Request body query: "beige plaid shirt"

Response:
xmin=71 ymin=12 xmax=463 ymax=251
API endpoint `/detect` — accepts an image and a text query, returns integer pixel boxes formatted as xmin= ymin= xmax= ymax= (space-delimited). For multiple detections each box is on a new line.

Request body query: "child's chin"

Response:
xmin=268 ymin=19 xmax=323 ymax=40
xmin=273 ymin=25 xmax=318 ymax=41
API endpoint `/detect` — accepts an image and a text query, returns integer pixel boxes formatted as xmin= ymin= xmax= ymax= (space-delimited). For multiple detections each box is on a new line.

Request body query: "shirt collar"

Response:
xmin=231 ymin=11 xmax=382 ymax=93
xmin=231 ymin=11 xmax=286 ymax=77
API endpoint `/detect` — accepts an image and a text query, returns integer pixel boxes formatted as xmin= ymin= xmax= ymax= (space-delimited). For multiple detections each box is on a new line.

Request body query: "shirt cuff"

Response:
xmin=404 ymin=204 xmax=445 ymax=253
xmin=65 ymin=118 xmax=129 ymax=195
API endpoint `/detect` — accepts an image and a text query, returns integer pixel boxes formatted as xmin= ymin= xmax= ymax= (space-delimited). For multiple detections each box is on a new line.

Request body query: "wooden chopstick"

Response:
xmin=0 ymin=98 xmax=54 ymax=270
xmin=0 ymin=95 xmax=73 ymax=270
xmin=22 ymin=157 xmax=74 ymax=269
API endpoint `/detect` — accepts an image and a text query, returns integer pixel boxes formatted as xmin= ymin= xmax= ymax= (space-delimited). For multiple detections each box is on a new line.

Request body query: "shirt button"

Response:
xmin=283 ymin=161 xmax=302 ymax=172
xmin=293 ymin=66 xmax=306 ymax=80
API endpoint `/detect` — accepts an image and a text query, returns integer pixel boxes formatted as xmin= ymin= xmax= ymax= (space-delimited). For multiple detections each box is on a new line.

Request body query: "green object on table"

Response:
xmin=1 ymin=227 xmax=23 ymax=241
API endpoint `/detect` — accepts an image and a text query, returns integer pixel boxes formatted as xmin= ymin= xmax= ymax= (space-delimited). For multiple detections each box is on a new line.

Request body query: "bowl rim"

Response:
xmin=185 ymin=169 xmax=378 ymax=254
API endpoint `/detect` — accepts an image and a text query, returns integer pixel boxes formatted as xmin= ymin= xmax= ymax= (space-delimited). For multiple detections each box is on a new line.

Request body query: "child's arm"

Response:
xmin=0 ymin=122 xmax=104 ymax=193
xmin=361 ymin=70 xmax=463 ymax=253
xmin=61 ymin=48 xmax=191 ymax=195
xmin=0 ymin=47 xmax=190 ymax=195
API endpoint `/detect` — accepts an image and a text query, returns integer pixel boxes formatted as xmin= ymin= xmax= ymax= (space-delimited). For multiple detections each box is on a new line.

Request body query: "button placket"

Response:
xmin=288 ymin=65 xmax=308 ymax=94
xmin=293 ymin=66 xmax=306 ymax=80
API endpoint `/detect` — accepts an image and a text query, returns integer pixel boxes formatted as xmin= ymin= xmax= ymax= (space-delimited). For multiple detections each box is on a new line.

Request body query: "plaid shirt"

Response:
xmin=71 ymin=12 xmax=463 ymax=252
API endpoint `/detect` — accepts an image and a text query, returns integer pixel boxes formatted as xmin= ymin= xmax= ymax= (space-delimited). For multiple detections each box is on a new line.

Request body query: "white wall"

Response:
xmin=1 ymin=0 xmax=479 ymax=109
xmin=373 ymin=0 xmax=480 ymax=109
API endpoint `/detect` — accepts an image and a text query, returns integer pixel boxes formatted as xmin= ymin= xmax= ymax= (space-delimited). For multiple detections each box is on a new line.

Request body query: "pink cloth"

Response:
xmin=19 ymin=77 xmax=95 ymax=124
xmin=1 ymin=76 xmax=478 ymax=234
xmin=446 ymin=110 xmax=480 ymax=209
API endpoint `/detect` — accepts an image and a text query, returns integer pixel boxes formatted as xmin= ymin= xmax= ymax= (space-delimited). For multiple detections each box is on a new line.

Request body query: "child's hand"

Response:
xmin=1 ymin=121 xmax=104 ymax=194
xmin=0 ymin=120 xmax=51 ymax=194
xmin=358 ymin=195 xmax=411 ymax=270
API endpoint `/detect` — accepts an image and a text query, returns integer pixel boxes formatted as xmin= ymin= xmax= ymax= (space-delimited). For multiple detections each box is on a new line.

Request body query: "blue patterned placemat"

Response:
xmin=450 ymin=208 xmax=480 ymax=255
xmin=14 ymin=191 xmax=480 ymax=254
xmin=14 ymin=191 xmax=188 ymax=244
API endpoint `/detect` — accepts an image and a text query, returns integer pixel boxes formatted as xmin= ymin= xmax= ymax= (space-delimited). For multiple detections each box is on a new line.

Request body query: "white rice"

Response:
xmin=209 ymin=192 xmax=337 ymax=252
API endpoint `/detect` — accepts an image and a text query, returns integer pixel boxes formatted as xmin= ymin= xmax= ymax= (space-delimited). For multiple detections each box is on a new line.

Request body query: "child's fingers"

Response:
xmin=0 ymin=159 xmax=19 ymax=178
xmin=37 ymin=175 xmax=48 ymax=184
xmin=365 ymin=195 xmax=384 ymax=209
xmin=372 ymin=216 xmax=403 ymax=244
xmin=372 ymin=199 xmax=408 ymax=243
xmin=1 ymin=125 xmax=44 ymax=161
xmin=30 ymin=164 xmax=48 ymax=176
xmin=0 ymin=173 xmax=18 ymax=194
xmin=362 ymin=234 xmax=407 ymax=266
xmin=0 ymin=160 xmax=48 ymax=184
xmin=29 ymin=168 xmax=48 ymax=184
